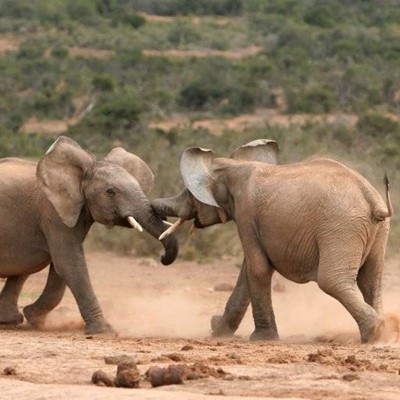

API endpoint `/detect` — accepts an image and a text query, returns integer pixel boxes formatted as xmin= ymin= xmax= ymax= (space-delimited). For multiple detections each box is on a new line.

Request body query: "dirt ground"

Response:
xmin=1 ymin=250 xmax=400 ymax=399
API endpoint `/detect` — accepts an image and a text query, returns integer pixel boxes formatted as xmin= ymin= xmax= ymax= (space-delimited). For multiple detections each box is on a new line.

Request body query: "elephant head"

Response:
xmin=37 ymin=136 xmax=178 ymax=265
xmin=152 ymin=139 xmax=279 ymax=238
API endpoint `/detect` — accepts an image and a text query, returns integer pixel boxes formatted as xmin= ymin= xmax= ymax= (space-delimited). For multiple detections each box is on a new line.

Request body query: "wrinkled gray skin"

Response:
xmin=0 ymin=136 xmax=178 ymax=334
xmin=152 ymin=139 xmax=391 ymax=343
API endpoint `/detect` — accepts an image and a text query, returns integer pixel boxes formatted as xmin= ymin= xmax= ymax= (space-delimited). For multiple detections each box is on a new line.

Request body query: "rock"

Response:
xmin=272 ymin=281 xmax=286 ymax=292
xmin=91 ymin=370 xmax=115 ymax=387
xmin=213 ymin=283 xmax=234 ymax=292
xmin=3 ymin=367 xmax=16 ymax=376
xmin=181 ymin=344 xmax=194 ymax=351
xmin=166 ymin=352 xmax=184 ymax=362
xmin=115 ymin=362 xmax=141 ymax=388
xmin=342 ymin=373 xmax=360 ymax=382
xmin=104 ymin=355 xmax=135 ymax=365
xmin=147 ymin=365 xmax=185 ymax=387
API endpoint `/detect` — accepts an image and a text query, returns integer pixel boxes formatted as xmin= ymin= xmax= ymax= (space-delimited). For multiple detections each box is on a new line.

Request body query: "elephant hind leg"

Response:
xmin=317 ymin=248 xmax=381 ymax=343
xmin=0 ymin=275 xmax=29 ymax=325
xmin=211 ymin=259 xmax=250 ymax=337
xmin=23 ymin=263 xmax=66 ymax=328
xmin=357 ymin=228 xmax=387 ymax=316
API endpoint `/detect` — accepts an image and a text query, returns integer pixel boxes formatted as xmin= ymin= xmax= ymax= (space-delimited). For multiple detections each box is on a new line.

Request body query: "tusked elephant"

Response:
xmin=152 ymin=139 xmax=392 ymax=343
xmin=0 ymin=136 xmax=178 ymax=334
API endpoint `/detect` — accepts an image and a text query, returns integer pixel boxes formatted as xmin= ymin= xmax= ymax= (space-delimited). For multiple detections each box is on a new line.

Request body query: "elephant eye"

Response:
xmin=106 ymin=188 xmax=115 ymax=197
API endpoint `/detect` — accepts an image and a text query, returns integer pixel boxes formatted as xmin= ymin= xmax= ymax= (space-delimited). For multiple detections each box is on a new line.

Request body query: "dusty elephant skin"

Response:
xmin=0 ymin=136 xmax=178 ymax=334
xmin=152 ymin=139 xmax=392 ymax=343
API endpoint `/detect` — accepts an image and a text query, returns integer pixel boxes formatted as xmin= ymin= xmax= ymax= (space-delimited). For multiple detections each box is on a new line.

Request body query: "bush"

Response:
xmin=92 ymin=74 xmax=116 ymax=92
xmin=357 ymin=113 xmax=400 ymax=138
xmin=287 ymin=85 xmax=336 ymax=114
xmin=51 ymin=45 xmax=69 ymax=59
xmin=130 ymin=0 xmax=243 ymax=16
xmin=303 ymin=3 xmax=341 ymax=28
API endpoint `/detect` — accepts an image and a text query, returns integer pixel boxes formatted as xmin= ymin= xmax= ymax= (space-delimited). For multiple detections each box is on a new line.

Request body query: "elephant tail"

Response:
xmin=374 ymin=173 xmax=393 ymax=221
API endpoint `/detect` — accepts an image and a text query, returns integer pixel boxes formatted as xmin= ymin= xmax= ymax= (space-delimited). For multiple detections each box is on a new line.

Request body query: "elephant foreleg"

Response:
xmin=46 ymin=234 xmax=113 ymax=335
xmin=23 ymin=263 xmax=66 ymax=328
xmin=0 ymin=275 xmax=29 ymax=325
xmin=244 ymin=246 xmax=278 ymax=341
xmin=211 ymin=259 xmax=250 ymax=337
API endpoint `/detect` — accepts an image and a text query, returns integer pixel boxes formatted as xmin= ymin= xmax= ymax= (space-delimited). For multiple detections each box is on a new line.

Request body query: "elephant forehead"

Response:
xmin=88 ymin=163 xmax=137 ymax=185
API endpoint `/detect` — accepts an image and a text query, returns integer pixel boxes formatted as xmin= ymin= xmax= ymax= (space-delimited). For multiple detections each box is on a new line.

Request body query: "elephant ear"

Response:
xmin=37 ymin=136 xmax=95 ymax=228
xmin=104 ymin=147 xmax=154 ymax=194
xmin=180 ymin=147 xmax=219 ymax=207
xmin=230 ymin=139 xmax=279 ymax=164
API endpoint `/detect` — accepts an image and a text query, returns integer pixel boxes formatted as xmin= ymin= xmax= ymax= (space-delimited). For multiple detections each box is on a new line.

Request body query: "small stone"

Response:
xmin=92 ymin=370 xmax=115 ymax=387
xmin=104 ymin=355 xmax=135 ymax=365
xmin=115 ymin=364 xmax=141 ymax=388
xmin=272 ymin=281 xmax=286 ymax=292
xmin=147 ymin=365 xmax=185 ymax=387
xmin=213 ymin=283 xmax=234 ymax=292
xmin=166 ymin=353 xmax=184 ymax=362
xmin=342 ymin=373 xmax=359 ymax=382
xmin=345 ymin=355 xmax=357 ymax=364
xmin=3 ymin=367 xmax=16 ymax=376
xmin=181 ymin=344 xmax=194 ymax=351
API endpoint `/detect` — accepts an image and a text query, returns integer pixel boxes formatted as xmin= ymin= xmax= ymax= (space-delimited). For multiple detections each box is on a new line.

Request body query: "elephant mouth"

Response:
xmin=111 ymin=215 xmax=143 ymax=231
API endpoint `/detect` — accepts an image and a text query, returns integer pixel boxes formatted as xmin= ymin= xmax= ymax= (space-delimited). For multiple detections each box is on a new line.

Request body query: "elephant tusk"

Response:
xmin=189 ymin=224 xmax=196 ymax=236
xmin=127 ymin=216 xmax=143 ymax=232
xmin=158 ymin=218 xmax=185 ymax=240
xmin=163 ymin=221 xmax=173 ymax=227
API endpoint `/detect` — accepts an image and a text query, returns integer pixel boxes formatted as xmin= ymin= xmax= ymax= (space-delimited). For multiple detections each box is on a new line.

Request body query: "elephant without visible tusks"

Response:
xmin=0 ymin=136 xmax=178 ymax=334
xmin=152 ymin=139 xmax=392 ymax=343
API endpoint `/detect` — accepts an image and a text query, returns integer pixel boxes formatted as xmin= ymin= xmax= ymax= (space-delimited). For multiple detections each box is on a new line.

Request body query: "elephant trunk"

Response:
xmin=129 ymin=199 xmax=179 ymax=265
xmin=151 ymin=189 xmax=196 ymax=220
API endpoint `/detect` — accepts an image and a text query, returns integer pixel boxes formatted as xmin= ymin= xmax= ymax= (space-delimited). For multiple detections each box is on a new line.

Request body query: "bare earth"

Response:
xmin=1 ymin=250 xmax=400 ymax=399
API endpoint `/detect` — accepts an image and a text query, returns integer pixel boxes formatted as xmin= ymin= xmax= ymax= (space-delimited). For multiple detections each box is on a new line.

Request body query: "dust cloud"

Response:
xmin=22 ymin=253 xmax=400 ymax=345
xmin=105 ymin=291 xmax=211 ymax=338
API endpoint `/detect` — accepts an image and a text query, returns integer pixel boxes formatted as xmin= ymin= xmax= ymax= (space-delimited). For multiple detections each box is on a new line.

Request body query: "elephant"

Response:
xmin=0 ymin=136 xmax=178 ymax=334
xmin=152 ymin=139 xmax=392 ymax=343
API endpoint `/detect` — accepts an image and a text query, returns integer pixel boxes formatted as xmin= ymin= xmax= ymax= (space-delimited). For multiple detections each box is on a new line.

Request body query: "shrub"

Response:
xmin=92 ymin=74 xmax=116 ymax=92
xmin=303 ymin=3 xmax=341 ymax=28
xmin=287 ymin=84 xmax=336 ymax=114
xmin=357 ymin=113 xmax=400 ymax=138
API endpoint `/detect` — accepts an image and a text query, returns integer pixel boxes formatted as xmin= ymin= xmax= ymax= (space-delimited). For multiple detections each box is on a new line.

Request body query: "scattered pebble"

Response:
xmin=166 ymin=353 xmax=185 ymax=362
xmin=342 ymin=373 xmax=360 ymax=382
xmin=213 ymin=283 xmax=234 ymax=292
xmin=147 ymin=365 xmax=185 ymax=387
xmin=3 ymin=367 xmax=16 ymax=376
xmin=115 ymin=362 xmax=141 ymax=388
xmin=146 ymin=362 xmax=231 ymax=387
xmin=272 ymin=281 xmax=286 ymax=292
xmin=104 ymin=355 xmax=135 ymax=365
xmin=92 ymin=370 xmax=115 ymax=387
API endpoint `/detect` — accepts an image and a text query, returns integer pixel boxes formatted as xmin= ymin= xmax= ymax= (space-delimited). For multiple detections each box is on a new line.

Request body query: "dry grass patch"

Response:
xmin=150 ymin=110 xmax=358 ymax=135
xmin=0 ymin=35 xmax=20 ymax=53
xmin=143 ymin=46 xmax=260 ymax=60
xmin=69 ymin=47 xmax=115 ymax=59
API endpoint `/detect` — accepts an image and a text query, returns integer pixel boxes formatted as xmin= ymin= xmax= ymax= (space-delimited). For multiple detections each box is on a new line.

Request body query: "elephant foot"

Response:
xmin=211 ymin=315 xmax=236 ymax=337
xmin=361 ymin=318 xmax=384 ymax=344
xmin=250 ymin=328 xmax=279 ymax=341
xmin=23 ymin=305 xmax=47 ymax=328
xmin=84 ymin=319 xmax=115 ymax=335
xmin=0 ymin=306 xmax=24 ymax=326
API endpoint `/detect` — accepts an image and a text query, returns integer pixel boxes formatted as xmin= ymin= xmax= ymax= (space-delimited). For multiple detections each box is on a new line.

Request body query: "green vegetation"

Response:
xmin=0 ymin=0 xmax=400 ymax=259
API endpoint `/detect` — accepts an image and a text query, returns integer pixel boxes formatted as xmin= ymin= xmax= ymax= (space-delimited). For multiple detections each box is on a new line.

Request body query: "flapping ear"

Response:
xmin=230 ymin=139 xmax=279 ymax=164
xmin=104 ymin=147 xmax=154 ymax=194
xmin=180 ymin=147 xmax=219 ymax=207
xmin=37 ymin=136 xmax=95 ymax=228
